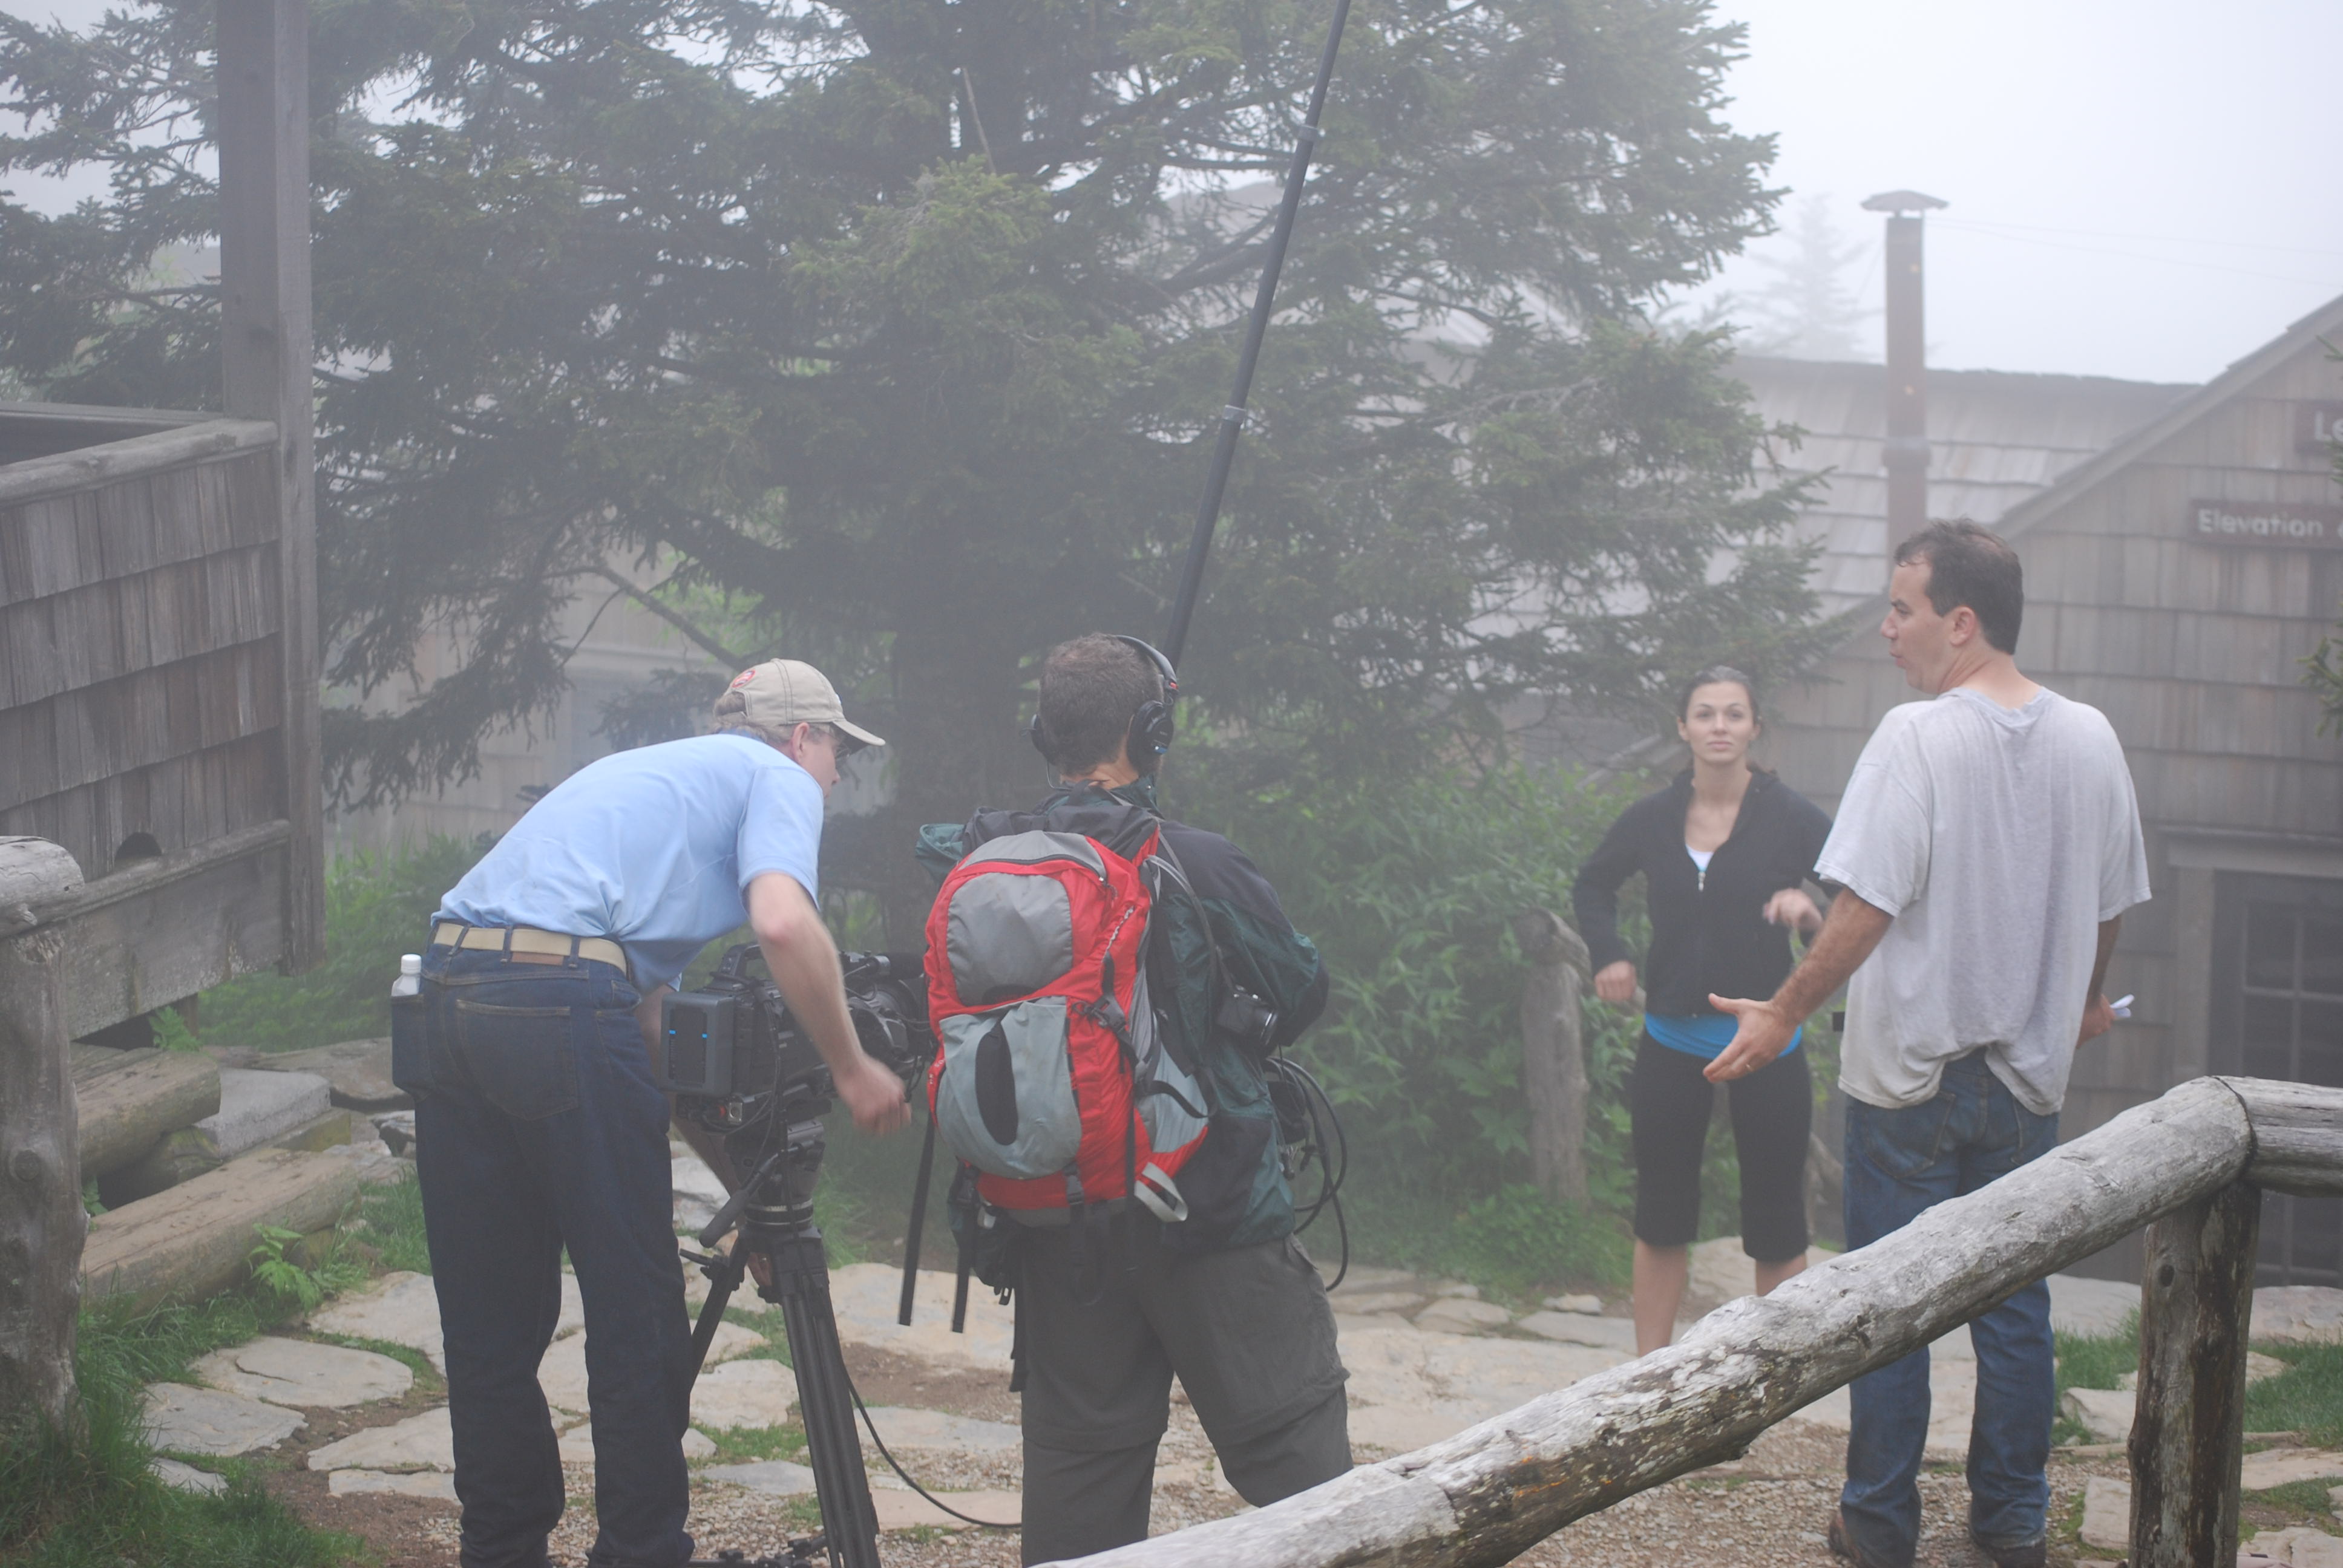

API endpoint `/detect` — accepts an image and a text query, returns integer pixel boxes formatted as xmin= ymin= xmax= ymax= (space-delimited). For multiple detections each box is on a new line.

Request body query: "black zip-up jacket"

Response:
xmin=1571 ymin=770 xmax=1833 ymax=1018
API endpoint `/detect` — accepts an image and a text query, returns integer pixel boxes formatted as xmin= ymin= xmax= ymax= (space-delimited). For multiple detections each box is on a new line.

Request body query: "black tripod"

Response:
xmin=683 ymin=1106 xmax=879 ymax=1568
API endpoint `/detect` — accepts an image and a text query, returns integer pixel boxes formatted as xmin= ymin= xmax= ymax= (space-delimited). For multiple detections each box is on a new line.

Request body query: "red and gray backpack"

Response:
xmin=921 ymin=797 xmax=1212 ymax=1237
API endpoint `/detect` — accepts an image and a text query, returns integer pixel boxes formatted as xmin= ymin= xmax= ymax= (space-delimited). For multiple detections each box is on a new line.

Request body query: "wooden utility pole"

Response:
xmin=1862 ymin=190 xmax=1946 ymax=555
xmin=0 ymin=840 xmax=89 ymax=1435
xmin=218 ymin=0 xmax=326 ymax=972
xmin=1515 ymin=907 xmax=1590 ymax=1207
xmin=2129 ymin=1180 xmax=2260 ymax=1567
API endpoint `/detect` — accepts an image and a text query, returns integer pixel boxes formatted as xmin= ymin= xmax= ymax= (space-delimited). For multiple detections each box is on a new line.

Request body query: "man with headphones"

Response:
xmin=928 ymin=632 xmax=1349 ymax=1564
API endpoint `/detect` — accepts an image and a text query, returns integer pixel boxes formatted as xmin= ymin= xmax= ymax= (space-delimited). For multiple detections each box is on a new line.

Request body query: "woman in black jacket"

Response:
xmin=1573 ymin=667 xmax=1831 ymax=1354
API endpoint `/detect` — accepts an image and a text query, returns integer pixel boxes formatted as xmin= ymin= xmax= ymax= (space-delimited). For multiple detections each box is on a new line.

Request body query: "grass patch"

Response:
xmin=1 ymin=1295 xmax=361 ymax=1565
xmin=2051 ymin=1313 xmax=2139 ymax=1448
xmin=2242 ymin=1478 xmax=2340 ymax=1517
xmin=2244 ymin=1342 xmax=2343 ymax=1449
xmin=699 ymin=1422 xmax=808 ymax=1466
xmin=358 ymin=1169 xmax=432 ymax=1275
xmin=2054 ymin=1312 xmax=2140 ymax=1393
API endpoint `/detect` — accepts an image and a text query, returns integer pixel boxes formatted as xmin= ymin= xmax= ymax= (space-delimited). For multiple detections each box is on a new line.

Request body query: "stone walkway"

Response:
xmin=136 ymin=1157 xmax=2343 ymax=1566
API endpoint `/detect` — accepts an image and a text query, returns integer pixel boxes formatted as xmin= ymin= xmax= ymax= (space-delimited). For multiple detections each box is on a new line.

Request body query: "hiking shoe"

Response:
xmin=1826 ymin=1511 xmax=1904 ymax=1568
xmin=1967 ymin=1532 xmax=2048 ymax=1568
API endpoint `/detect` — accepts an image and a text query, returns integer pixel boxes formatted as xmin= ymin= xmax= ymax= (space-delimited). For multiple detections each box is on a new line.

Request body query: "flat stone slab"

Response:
xmin=832 ymin=1263 xmax=1015 ymax=1373
xmin=314 ymin=1269 xmax=584 ymax=1376
xmin=870 ymin=1488 xmax=1020 ymax=1531
xmin=557 ymin=1422 xmax=715 ymax=1463
xmin=329 ymin=1468 xmax=459 ymax=1500
xmin=2079 ymin=1475 xmax=2129 ymax=1552
xmin=860 ymin=1406 xmax=1021 ymax=1453
xmin=151 ymin=1457 xmax=228 ymax=1495
xmin=1339 ymin=1320 xmax=1623 ymax=1454
xmin=1542 ymin=1293 xmax=1604 ymax=1315
xmin=2245 ymin=1526 xmax=2343 ymax=1566
xmin=312 ymin=1271 xmax=445 ymax=1370
xmin=255 ymin=1040 xmax=409 ymax=1112
xmin=1334 ymin=1291 xmax=1425 ymax=1316
xmin=675 ymin=1152 xmax=730 ymax=1233
xmin=2255 ymin=1286 xmax=2343 ymax=1346
xmin=2048 ymin=1273 xmax=2140 ymax=1337
xmin=542 ymin=1319 xmax=761 ymax=1416
xmin=1514 ymin=1311 xmax=1637 ymax=1353
xmin=200 ymin=1069 xmax=335 ymax=1160
xmin=142 ymin=1383 xmax=306 ymax=1455
xmin=307 ymin=1406 xmax=454 ymax=1472
xmin=192 ymin=1336 xmax=413 ymax=1408
xmin=1414 ymin=1297 xmax=1510 ymax=1331
xmin=2062 ymin=1386 xmax=2135 ymax=1441
xmin=690 ymin=1359 xmax=798 ymax=1431
xmin=2240 ymin=1449 xmax=2343 ymax=1491
xmin=705 ymin=1459 xmax=818 ymax=1496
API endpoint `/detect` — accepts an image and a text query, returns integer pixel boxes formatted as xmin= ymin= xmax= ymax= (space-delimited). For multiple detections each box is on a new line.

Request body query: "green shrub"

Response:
xmin=198 ymin=836 xmax=487 ymax=1052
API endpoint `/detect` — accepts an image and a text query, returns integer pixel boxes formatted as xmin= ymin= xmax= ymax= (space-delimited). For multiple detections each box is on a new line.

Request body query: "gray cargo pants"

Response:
xmin=1014 ymin=1213 xmax=1351 ymax=1565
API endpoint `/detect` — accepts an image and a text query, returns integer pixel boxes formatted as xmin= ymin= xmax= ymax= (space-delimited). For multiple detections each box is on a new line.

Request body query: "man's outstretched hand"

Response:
xmin=1703 ymin=994 xmax=1798 ymax=1082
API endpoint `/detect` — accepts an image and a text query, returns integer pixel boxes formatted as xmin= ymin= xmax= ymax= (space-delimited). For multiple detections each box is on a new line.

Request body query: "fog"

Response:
xmin=1686 ymin=0 xmax=2343 ymax=385
xmin=5 ymin=0 xmax=2339 ymax=387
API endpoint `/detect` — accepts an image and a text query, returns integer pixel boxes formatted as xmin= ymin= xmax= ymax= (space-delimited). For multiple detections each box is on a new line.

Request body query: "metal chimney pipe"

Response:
xmin=1863 ymin=191 xmax=1947 ymax=554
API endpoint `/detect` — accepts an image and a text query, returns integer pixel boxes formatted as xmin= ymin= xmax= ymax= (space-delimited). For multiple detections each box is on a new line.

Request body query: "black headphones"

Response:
xmin=1029 ymin=634 xmax=1181 ymax=771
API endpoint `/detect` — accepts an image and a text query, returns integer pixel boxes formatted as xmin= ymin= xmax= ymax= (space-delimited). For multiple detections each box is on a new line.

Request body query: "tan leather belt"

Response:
xmin=431 ymin=923 xmax=631 ymax=976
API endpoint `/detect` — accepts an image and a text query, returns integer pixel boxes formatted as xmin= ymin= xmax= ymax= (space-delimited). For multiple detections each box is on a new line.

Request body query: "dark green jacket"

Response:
xmin=917 ymin=780 xmax=1328 ymax=1249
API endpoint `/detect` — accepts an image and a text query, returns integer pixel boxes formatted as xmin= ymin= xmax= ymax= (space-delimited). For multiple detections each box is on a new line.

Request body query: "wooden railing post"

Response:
xmin=0 ymin=838 xmax=89 ymax=1436
xmin=2129 ymin=1180 xmax=2259 ymax=1568
xmin=1515 ymin=908 xmax=1590 ymax=1207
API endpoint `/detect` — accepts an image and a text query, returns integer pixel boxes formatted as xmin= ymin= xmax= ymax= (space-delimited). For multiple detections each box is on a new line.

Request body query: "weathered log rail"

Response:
xmin=1058 ymin=1075 xmax=2343 ymax=1568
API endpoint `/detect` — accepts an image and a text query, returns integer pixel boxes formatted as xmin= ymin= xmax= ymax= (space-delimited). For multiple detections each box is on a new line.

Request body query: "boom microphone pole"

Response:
xmin=1159 ymin=0 xmax=1354 ymax=667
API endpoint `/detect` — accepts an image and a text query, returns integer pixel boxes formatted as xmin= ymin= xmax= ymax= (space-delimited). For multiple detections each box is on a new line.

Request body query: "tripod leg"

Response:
xmin=770 ymin=1233 xmax=879 ymax=1568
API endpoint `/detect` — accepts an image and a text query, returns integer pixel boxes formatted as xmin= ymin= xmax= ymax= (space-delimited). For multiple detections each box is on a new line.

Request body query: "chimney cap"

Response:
xmin=1863 ymin=189 xmax=1948 ymax=214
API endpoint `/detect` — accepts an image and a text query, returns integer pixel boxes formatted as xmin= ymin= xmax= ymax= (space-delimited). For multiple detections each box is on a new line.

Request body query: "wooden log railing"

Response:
xmin=1059 ymin=1075 xmax=2343 ymax=1568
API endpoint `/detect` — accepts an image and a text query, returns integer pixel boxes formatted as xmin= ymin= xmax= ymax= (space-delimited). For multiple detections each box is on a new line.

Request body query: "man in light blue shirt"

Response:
xmin=398 ymin=658 xmax=906 ymax=1568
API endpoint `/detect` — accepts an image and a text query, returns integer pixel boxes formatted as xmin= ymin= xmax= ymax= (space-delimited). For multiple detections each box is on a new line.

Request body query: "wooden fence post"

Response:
xmin=0 ymin=838 xmax=89 ymax=1436
xmin=2129 ymin=1179 xmax=2259 ymax=1568
xmin=1515 ymin=907 xmax=1590 ymax=1208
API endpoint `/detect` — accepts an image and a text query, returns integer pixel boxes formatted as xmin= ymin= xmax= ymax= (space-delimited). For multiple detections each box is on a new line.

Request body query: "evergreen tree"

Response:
xmin=1739 ymin=192 xmax=1875 ymax=361
xmin=0 ymin=0 xmax=1833 ymax=913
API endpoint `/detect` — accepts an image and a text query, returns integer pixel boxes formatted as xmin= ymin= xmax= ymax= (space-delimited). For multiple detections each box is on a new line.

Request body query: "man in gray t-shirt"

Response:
xmin=1707 ymin=522 xmax=2148 ymax=1568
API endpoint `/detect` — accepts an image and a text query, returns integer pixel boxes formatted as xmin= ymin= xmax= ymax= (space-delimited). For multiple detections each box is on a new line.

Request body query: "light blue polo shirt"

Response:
xmin=434 ymin=733 xmax=824 ymax=991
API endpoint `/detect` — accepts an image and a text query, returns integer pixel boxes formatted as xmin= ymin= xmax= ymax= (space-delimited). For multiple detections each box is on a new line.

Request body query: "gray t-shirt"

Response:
xmin=1816 ymin=687 xmax=2151 ymax=1116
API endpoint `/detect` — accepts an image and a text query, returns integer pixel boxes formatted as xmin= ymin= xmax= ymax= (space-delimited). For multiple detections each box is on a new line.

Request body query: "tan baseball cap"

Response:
xmin=717 ymin=659 xmax=887 ymax=750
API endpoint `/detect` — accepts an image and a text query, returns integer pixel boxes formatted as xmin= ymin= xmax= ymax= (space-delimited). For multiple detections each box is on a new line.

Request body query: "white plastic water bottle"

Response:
xmin=390 ymin=953 xmax=422 ymax=999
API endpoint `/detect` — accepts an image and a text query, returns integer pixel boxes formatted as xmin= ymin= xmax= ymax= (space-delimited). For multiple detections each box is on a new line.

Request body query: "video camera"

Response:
xmin=655 ymin=944 xmax=929 ymax=1129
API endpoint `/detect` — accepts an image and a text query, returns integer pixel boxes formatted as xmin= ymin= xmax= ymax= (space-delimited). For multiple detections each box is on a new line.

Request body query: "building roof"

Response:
xmin=1729 ymin=354 xmax=2197 ymax=615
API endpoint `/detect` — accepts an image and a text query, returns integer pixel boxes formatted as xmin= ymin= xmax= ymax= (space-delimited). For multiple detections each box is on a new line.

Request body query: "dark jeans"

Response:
xmin=1015 ymin=1215 xmax=1351 ymax=1565
xmin=393 ymin=948 xmax=694 ymax=1568
xmin=1840 ymin=1053 xmax=2059 ymax=1568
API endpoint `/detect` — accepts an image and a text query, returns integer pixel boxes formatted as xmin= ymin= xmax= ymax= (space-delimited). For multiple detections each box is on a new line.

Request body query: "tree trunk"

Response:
xmin=1514 ymin=908 xmax=1590 ymax=1208
xmin=0 ymin=838 xmax=87 ymax=1437
xmin=2129 ymin=1180 xmax=2259 ymax=1568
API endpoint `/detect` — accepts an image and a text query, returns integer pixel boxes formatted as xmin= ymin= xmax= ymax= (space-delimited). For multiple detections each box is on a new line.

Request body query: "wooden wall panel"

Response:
xmin=0 ymin=733 xmax=284 ymax=877
xmin=0 ymin=545 xmax=280 ymax=708
xmin=0 ymin=450 xmax=274 ymax=607
xmin=0 ymin=639 xmax=284 ymax=808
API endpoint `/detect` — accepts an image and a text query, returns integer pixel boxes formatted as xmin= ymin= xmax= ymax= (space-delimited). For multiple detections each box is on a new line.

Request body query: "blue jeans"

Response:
xmin=393 ymin=948 xmax=694 ymax=1568
xmin=1840 ymin=1054 xmax=2059 ymax=1567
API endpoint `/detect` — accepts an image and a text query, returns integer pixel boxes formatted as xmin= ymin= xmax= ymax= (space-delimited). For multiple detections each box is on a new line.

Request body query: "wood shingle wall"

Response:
xmin=0 ymin=414 xmax=315 ymax=1033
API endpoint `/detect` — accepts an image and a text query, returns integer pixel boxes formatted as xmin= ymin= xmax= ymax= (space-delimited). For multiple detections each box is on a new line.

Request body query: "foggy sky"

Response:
xmin=1691 ymin=0 xmax=2343 ymax=387
xmin=4 ymin=0 xmax=2339 ymax=388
